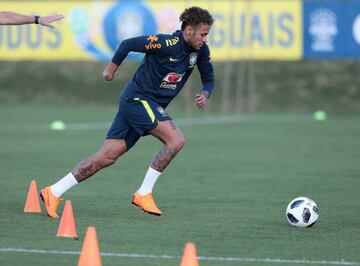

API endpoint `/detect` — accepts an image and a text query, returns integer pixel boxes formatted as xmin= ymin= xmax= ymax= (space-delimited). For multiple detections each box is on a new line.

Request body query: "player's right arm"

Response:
xmin=112 ymin=35 xmax=166 ymax=65
xmin=103 ymin=62 xmax=118 ymax=81
xmin=104 ymin=34 xmax=167 ymax=81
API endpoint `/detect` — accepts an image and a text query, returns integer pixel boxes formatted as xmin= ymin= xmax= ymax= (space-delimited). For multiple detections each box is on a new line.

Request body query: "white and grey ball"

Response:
xmin=286 ymin=197 xmax=319 ymax=227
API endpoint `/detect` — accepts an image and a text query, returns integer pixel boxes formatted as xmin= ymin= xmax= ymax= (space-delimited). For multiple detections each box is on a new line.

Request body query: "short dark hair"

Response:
xmin=180 ymin=6 xmax=214 ymax=31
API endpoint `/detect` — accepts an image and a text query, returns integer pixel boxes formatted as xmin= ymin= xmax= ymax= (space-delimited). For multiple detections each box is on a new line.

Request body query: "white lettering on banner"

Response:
xmin=210 ymin=12 xmax=294 ymax=48
xmin=352 ymin=15 xmax=360 ymax=45
xmin=309 ymin=9 xmax=337 ymax=52
xmin=0 ymin=25 xmax=61 ymax=49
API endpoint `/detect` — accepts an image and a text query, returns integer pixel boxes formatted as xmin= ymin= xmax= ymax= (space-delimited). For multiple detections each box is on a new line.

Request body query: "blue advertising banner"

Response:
xmin=304 ymin=0 xmax=360 ymax=58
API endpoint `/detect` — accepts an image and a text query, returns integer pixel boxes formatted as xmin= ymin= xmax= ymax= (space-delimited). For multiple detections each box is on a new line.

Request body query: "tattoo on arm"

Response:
xmin=151 ymin=146 xmax=178 ymax=172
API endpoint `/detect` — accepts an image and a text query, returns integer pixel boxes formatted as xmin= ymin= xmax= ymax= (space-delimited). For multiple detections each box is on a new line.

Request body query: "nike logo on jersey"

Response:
xmin=169 ymin=57 xmax=181 ymax=62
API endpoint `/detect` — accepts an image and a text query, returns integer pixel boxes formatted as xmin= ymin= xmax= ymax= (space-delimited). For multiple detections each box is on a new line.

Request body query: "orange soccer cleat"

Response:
xmin=39 ymin=186 xmax=62 ymax=218
xmin=132 ymin=192 xmax=162 ymax=216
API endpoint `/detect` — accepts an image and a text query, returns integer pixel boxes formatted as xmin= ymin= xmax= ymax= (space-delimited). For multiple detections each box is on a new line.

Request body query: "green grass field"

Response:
xmin=0 ymin=103 xmax=359 ymax=266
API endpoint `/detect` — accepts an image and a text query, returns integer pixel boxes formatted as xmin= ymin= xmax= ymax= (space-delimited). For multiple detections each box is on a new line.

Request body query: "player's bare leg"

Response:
xmin=72 ymin=139 xmax=128 ymax=182
xmin=132 ymin=120 xmax=185 ymax=215
xmin=150 ymin=120 xmax=185 ymax=171
xmin=40 ymin=139 xmax=127 ymax=218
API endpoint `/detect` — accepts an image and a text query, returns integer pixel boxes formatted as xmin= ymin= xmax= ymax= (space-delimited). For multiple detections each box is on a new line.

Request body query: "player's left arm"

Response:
xmin=195 ymin=45 xmax=215 ymax=108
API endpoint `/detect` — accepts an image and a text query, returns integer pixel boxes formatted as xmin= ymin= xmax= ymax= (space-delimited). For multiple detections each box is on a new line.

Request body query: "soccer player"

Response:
xmin=40 ymin=6 xmax=215 ymax=217
xmin=0 ymin=11 xmax=64 ymax=28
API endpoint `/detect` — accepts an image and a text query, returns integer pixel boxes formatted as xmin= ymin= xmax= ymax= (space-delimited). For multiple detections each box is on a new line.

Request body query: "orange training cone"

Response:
xmin=78 ymin=226 xmax=102 ymax=266
xmin=56 ymin=200 xmax=78 ymax=239
xmin=24 ymin=180 xmax=41 ymax=213
xmin=180 ymin=242 xmax=199 ymax=266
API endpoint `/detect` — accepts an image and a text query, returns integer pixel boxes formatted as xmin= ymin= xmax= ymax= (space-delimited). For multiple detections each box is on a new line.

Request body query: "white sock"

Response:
xmin=137 ymin=167 xmax=162 ymax=195
xmin=50 ymin=172 xmax=78 ymax=197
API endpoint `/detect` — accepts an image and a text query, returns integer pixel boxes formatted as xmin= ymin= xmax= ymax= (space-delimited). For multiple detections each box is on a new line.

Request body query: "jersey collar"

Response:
xmin=176 ymin=30 xmax=194 ymax=54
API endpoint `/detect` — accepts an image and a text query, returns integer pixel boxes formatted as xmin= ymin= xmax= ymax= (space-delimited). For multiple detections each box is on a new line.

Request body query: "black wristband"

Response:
xmin=34 ymin=15 xmax=40 ymax=24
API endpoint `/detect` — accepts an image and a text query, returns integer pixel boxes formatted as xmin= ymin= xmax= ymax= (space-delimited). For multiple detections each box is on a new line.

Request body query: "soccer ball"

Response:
xmin=286 ymin=197 xmax=319 ymax=227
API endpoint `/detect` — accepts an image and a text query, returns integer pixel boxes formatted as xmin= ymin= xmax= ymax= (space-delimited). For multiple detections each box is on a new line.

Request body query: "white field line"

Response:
xmin=0 ymin=247 xmax=359 ymax=265
xmin=63 ymin=114 xmax=313 ymax=130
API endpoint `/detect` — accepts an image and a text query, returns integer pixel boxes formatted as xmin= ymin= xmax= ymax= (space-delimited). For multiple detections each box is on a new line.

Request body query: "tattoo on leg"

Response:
xmin=169 ymin=120 xmax=177 ymax=130
xmin=151 ymin=146 xmax=178 ymax=172
xmin=73 ymin=157 xmax=101 ymax=182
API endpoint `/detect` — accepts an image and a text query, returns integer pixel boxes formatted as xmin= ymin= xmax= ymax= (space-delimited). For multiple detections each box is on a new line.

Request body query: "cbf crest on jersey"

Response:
xmin=189 ymin=53 xmax=198 ymax=67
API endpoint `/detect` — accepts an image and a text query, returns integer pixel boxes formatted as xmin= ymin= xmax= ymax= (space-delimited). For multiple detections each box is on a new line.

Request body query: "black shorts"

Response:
xmin=106 ymin=97 xmax=171 ymax=150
